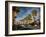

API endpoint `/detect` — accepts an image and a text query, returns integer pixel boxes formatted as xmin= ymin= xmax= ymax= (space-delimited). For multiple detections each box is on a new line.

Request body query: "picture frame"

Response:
xmin=5 ymin=1 xmax=45 ymax=36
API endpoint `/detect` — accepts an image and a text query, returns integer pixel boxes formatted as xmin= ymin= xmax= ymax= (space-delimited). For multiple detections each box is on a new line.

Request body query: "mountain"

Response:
xmin=20 ymin=14 xmax=32 ymax=21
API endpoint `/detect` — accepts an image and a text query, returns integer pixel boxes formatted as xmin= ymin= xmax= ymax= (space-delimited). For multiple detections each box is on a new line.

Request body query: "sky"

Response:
xmin=15 ymin=7 xmax=40 ymax=21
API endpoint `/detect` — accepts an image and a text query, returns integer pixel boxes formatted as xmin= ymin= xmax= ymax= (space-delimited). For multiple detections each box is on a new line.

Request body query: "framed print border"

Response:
xmin=5 ymin=1 xmax=45 ymax=36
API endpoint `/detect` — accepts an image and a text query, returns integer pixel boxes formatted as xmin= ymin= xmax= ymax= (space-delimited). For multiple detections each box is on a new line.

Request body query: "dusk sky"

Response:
xmin=15 ymin=7 xmax=40 ymax=21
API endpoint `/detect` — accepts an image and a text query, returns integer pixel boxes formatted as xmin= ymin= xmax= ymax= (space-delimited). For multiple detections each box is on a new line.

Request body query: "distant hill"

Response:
xmin=20 ymin=14 xmax=32 ymax=21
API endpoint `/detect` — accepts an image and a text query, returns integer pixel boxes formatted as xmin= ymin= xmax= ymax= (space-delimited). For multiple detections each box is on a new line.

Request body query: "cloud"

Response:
xmin=15 ymin=7 xmax=40 ymax=21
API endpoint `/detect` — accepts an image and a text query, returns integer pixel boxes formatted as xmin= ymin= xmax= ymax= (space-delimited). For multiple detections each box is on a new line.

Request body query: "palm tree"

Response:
xmin=32 ymin=9 xmax=37 ymax=25
xmin=32 ymin=10 xmax=37 ymax=16
xmin=12 ymin=7 xmax=20 ymax=30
